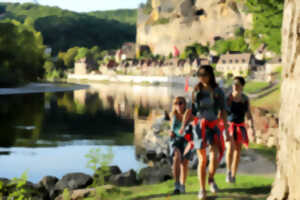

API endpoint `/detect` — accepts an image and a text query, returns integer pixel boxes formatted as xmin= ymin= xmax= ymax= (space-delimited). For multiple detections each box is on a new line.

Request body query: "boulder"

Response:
xmin=38 ymin=176 xmax=59 ymax=199
xmin=94 ymin=165 xmax=122 ymax=182
xmin=55 ymin=185 xmax=119 ymax=200
xmin=54 ymin=173 xmax=93 ymax=192
xmin=138 ymin=166 xmax=172 ymax=185
xmin=109 ymin=169 xmax=139 ymax=186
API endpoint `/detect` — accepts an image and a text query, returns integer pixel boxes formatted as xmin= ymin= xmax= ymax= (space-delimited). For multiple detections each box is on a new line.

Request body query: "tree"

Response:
xmin=0 ymin=20 xmax=45 ymax=86
xmin=245 ymin=0 xmax=283 ymax=54
xmin=75 ymin=47 xmax=90 ymax=61
xmin=63 ymin=47 xmax=79 ymax=68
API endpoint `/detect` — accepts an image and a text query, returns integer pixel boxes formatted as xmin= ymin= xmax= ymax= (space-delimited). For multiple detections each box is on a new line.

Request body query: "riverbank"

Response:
xmin=68 ymin=74 xmax=200 ymax=87
xmin=0 ymin=82 xmax=89 ymax=95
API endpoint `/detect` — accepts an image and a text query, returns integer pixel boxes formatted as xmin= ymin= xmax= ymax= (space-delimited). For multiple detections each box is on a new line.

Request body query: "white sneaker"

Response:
xmin=209 ymin=181 xmax=219 ymax=193
xmin=198 ymin=190 xmax=206 ymax=200
xmin=226 ymin=171 xmax=232 ymax=183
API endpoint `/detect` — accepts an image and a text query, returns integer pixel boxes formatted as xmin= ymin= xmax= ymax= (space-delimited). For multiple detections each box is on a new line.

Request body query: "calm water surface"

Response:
xmin=0 ymin=83 xmax=188 ymax=182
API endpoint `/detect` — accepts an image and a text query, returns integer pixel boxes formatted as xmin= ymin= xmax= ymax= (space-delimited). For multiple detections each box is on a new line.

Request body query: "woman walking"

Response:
xmin=180 ymin=65 xmax=229 ymax=200
xmin=225 ymin=76 xmax=256 ymax=183
xmin=169 ymin=96 xmax=192 ymax=194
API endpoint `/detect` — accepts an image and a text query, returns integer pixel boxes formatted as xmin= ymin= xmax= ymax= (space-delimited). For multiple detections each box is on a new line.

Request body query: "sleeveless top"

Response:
xmin=191 ymin=87 xmax=225 ymax=121
xmin=171 ymin=115 xmax=184 ymax=137
xmin=226 ymin=93 xmax=249 ymax=124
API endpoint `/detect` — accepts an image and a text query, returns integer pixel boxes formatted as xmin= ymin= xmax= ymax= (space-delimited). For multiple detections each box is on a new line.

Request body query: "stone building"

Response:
xmin=74 ymin=57 xmax=94 ymax=75
xmin=216 ymin=53 xmax=256 ymax=77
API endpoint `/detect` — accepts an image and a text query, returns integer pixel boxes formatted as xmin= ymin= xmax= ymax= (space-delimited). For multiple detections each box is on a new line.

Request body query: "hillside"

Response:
xmin=0 ymin=3 xmax=137 ymax=54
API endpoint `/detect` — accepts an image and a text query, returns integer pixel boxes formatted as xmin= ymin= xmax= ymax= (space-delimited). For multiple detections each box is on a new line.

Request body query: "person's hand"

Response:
xmin=248 ymin=127 xmax=256 ymax=142
xmin=179 ymin=127 xmax=185 ymax=135
xmin=169 ymin=131 xmax=175 ymax=138
xmin=224 ymin=130 xmax=230 ymax=142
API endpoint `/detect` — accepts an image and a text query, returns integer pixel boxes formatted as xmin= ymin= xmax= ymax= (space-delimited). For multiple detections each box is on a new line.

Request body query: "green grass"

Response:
xmin=249 ymin=143 xmax=276 ymax=162
xmin=86 ymin=174 xmax=273 ymax=200
xmin=244 ymin=81 xmax=269 ymax=94
xmin=252 ymin=86 xmax=280 ymax=114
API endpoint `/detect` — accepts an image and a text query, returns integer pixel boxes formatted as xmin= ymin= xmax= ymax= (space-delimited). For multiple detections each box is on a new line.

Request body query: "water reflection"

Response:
xmin=0 ymin=83 xmax=189 ymax=182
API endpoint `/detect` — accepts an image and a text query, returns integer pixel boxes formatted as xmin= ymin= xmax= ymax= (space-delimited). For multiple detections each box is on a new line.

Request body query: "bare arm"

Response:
xmin=179 ymin=109 xmax=194 ymax=134
xmin=246 ymin=101 xmax=256 ymax=138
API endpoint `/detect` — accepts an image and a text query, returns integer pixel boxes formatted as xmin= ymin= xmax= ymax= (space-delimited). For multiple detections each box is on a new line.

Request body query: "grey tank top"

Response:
xmin=191 ymin=87 xmax=225 ymax=121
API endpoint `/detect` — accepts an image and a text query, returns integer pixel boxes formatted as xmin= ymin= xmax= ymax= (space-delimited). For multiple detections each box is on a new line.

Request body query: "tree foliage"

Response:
xmin=0 ymin=2 xmax=136 ymax=54
xmin=0 ymin=19 xmax=45 ymax=86
xmin=212 ymin=37 xmax=249 ymax=55
xmin=244 ymin=0 xmax=283 ymax=54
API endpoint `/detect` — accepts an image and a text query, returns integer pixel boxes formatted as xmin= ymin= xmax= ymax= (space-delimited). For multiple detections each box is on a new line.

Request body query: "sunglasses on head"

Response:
xmin=175 ymin=101 xmax=184 ymax=105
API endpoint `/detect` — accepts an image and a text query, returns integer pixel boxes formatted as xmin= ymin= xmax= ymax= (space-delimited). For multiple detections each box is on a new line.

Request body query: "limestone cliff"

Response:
xmin=268 ymin=0 xmax=300 ymax=199
xmin=137 ymin=0 xmax=252 ymax=55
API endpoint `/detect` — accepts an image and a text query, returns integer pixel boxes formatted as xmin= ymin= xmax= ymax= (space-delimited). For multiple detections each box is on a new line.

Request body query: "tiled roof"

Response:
xmin=217 ymin=53 xmax=252 ymax=65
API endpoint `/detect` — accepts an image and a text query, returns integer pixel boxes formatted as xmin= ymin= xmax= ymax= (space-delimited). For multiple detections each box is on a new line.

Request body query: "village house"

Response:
xmin=115 ymin=42 xmax=136 ymax=63
xmin=216 ymin=53 xmax=256 ymax=77
xmin=74 ymin=57 xmax=94 ymax=75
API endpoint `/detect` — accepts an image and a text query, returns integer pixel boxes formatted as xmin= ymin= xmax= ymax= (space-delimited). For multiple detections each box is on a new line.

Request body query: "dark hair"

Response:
xmin=234 ymin=76 xmax=246 ymax=86
xmin=193 ymin=65 xmax=218 ymax=102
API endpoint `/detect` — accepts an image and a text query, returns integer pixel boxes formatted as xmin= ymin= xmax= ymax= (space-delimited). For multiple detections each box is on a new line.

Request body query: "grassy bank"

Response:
xmin=252 ymin=86 xmax=280 ymax=114
xmin=244 ymin=81 xmax=270 ymax=94
xmin=87 ymin=174 xmax=273 ymax=200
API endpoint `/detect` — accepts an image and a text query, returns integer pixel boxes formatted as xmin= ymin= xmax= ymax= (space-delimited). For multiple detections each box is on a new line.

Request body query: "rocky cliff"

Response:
xmin=268 ymin=0 xmax=300 ymax=199
xmin=137 ymin=0 xmax=252 ymax=55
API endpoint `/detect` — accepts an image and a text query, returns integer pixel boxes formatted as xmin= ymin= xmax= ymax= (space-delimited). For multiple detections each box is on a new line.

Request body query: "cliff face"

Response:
xmin=268 ymin=0 xmax=300 ymax=199
xmin=137 ymin=0 xmax=252 ymax=55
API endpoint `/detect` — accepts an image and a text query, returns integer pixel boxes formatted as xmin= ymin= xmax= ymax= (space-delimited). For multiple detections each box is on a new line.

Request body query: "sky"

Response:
xmin=0 ymin=0 xmax=147 ymax=12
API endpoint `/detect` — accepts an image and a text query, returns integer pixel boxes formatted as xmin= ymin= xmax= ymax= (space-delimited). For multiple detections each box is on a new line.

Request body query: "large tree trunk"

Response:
xmin=268 ymin=0 xmax=300 ymax=199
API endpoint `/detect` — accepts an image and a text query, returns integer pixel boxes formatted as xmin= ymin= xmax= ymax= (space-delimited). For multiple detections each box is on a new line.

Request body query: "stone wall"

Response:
xmin=268 ymin=0 xmax=300 ymax=199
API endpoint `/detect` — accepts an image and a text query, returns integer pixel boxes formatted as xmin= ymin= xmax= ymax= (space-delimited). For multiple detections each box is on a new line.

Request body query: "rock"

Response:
xmin=55 ymin=185 xmax=119 ymax=200
xmin=146 ymin=150 xmax=157 ymax=161
xmin=94 ymin=165 xmax=122 ymax=182
xmin=0 ymin=178 xmax=9 ymax=185
xmin=138 ymin=166 xmax=172 ymax=185
xmin=267 ymin=1 xmax=300 ymax=199
xmin=38 ymin=176 xmax=59 ymax=199
xmin=109 ymin=169 xmax=139 ymax=186
xmin=54 ymin=173 xmax=93 ymax=192
xmin=39 ymin=176 xmax=59 ymax=192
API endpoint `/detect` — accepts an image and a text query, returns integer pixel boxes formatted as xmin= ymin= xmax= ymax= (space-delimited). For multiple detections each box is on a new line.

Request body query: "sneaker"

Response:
xmin=173 ymin=182 xmax=180 ymax=195
xmin=198 ymin=190 xmax=206 ymax=200
xmin=226 ymin=171 xmax=232 ymax=183
xmin=231 ymin=176 xmax=236 ymax=184
xmin=179 ymin=184 xmax=185 ymax=194
xmin=209 ymin=180 xmax=219 ymax=193
xmin=173 ymin=188 xmax=180 ymax=195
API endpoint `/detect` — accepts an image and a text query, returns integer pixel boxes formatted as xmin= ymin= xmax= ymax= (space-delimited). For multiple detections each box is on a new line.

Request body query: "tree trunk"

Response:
xmin=268 ymin=0 xmax=300 ymax=199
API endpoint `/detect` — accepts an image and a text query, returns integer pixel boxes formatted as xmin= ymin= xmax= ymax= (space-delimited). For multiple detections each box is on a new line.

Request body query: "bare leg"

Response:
xmin=173 ymin=149 xmax=182 ymax=183
xmin=231 ymin=143 xmax=242 ymax=178
xmin=197 ymin=149 xmax=207 ymax=191
xmin=180 ymin=159 xmax=189 ymax=185
xmin=225 ymin=138 xmax=233 ymax=173
xmin=208 ymin=144 xmax=219 ymax=180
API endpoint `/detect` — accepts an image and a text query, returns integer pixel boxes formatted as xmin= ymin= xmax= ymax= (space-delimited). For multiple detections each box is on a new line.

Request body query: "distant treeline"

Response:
xmin=0 ymin=3 xmax=137 ymax=54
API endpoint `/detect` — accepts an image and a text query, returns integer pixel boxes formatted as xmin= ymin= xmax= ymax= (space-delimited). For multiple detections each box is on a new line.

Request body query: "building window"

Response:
xmin=235 ymin=59 xmax=239 ymax=63
xmin=222 ymin=60 xmax=226 ymax=64
xmin=229 ymin=59 xmax=233 ymax=63
xmin=242 ymin=59 xmax=246 ymax=63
